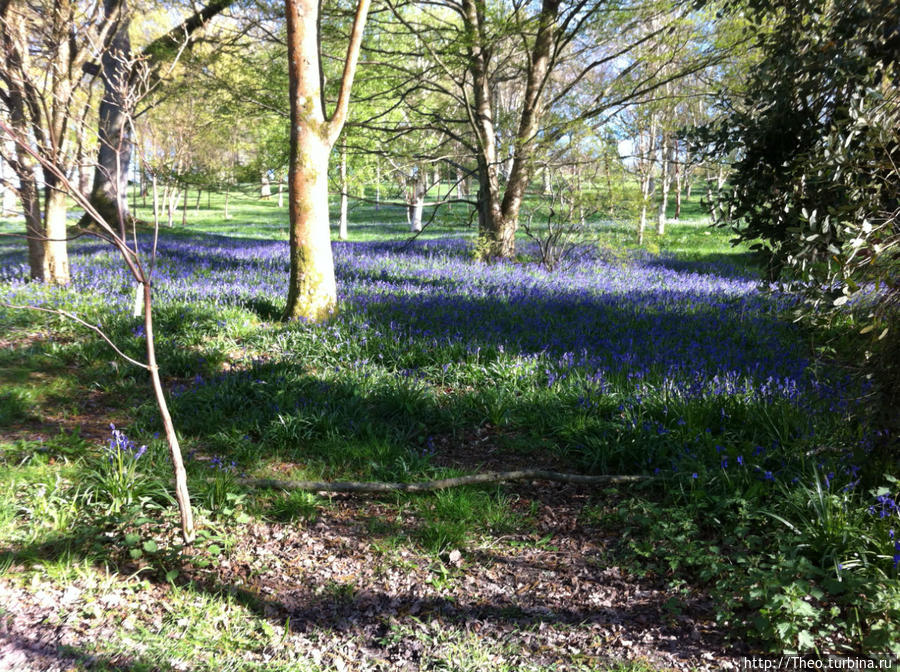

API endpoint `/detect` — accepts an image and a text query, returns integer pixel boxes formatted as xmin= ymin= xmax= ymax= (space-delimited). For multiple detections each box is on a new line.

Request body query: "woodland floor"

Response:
xmin=0 ymin=416 xmax=747 ymax=672
xmin=0 ymin=496 xmax=739 ymax=671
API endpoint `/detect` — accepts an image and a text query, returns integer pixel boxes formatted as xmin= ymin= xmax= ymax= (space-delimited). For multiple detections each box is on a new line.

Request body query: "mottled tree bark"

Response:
xmin=282 ymin=0 xmax=370 ymax=321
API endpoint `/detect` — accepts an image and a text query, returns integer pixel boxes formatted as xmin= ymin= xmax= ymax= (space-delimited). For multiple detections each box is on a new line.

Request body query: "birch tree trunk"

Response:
xmin=166 ymin=186 xmax=177 ymax=227
xmin=674 ymin=143 xmax=683 ymax=221
xmin=410 ymin=170 xmax=425 ymax=232
xmin=0 ymin=158 xmax=15 ymax=215
xmin=42 ymin=188 xmax=70 ymax=285
xmin=339 ymin=144 xmax=348 ymax=240
xmin=152 ymin=173 xmax=159 ymax=228
xmin=375 ymin=159 xmax=381 ymax=211
xmin=181 ymin=184 xmax=188 ymax=227
xmin=657 ymin=133 xmax=673 ymax=236
xmin=637 ymin=118 xmax=657 ymax=245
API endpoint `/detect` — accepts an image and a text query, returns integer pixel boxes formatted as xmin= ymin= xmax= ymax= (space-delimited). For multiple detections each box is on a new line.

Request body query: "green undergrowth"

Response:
xmin=0 ymin=194 xmax=897 ymax=661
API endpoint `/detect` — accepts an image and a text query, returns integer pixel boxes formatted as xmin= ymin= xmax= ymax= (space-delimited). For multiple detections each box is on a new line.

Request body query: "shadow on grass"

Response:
xmin=639 ymin=252 xmax=760 ymax=280
xmin=0 ymin=490 xmax=735 ymax=668
xmin=0 ymin=631 xmax=173 ymax=672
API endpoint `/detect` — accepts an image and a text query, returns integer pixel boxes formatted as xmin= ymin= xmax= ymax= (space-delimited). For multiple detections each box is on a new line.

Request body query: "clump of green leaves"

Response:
xmin=85 ymin=425 xmax=168 ymax=513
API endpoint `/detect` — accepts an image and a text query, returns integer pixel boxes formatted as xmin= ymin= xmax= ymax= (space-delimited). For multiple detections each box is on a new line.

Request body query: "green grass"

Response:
xmin=0 ymin=186 xmax=897 ymax=664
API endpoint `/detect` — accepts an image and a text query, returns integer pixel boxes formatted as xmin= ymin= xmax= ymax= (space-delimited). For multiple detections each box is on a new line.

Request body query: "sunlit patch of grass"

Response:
xmin=415 ymin=487 xmax=520 ymax=554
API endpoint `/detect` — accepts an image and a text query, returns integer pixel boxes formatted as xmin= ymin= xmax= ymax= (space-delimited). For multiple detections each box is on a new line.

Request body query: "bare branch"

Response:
xmin=236 ymin=470 xmax=650 ymax=494
xmin=327 ymin=0 xmax=373 ymax=145
xmin=0 ymin=302 xmax=149 ymax=370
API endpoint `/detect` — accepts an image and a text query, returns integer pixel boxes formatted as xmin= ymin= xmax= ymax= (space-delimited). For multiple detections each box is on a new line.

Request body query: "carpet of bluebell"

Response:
xmin=1 ymin=230 xmax=898 ymax=653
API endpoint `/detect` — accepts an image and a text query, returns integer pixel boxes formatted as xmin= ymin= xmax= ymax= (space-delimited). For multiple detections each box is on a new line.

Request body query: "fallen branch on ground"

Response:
xmin=235 ymin=470 xmax=649 ymax=494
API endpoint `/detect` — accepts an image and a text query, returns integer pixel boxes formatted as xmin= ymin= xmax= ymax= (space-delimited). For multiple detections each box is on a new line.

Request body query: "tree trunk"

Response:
xmin=22 ymin=176 xmax=45 ymax=281
xmin=674 ymin=147 xmax=683 ymax=221
xmin=277 ymin=175 xmax=284 ymax=208
xmin=166 ymin=187 xmax=177 ymax=227
xmin=657 ymin=134 xmax=672 ymax=236
xmin=639 ymin=203 xmax=647 ymax=245
xmin=142 ymin=281 xmax=194 ymax=543
xmin=131 ymin=162 xmax=138 ymax=215
xmin=410 ymin=170 xmax=425 ymax=232
xmin=6 ymin=141 xmax=45 ymax=280
xmin=43 ymin=188 xmax=70 ymax=285
xmin=77 ymin=143 xmax=92 ymax=198
xmin=283 ymin=0 xmax=335 ymax=322
xmin=375 ymin=159 xmax=381 ymax=211
xmin=282 ymin=0 xmax=369 ymax=321
xmin=181 ymin=185 xmax=188 ymax=226
xmin=465 ymin=0 xmax=558 ymax=260
xmin=339 ymin=144 xmax=348 ymax=240
xmin=0 ymin=180 xmax=15 ymax=217
xmin=224 ymin=185 xmax=230 ymax=219
xmin=83 ymin=0 xmax=235 ymax=230
xmin=1 ymin=38 xmax=47 ymax=280
xmin=195 ymin=188 xmax=202 ymax=211
xmin=575 ymin=161 xmax=584 ymax=226
xmin=260 ymin=172 xmax=271 ymax=200
xmin=603 ymin=153 xmax=615 ymax=217
xmin=476 ymin=156 xmax=513 ymax=257
xmin=152 ymin=173 xmax=159 ymax=228
xmin=84 ymin=0 xmax=133 ymax=229
xmin=283 ymin=120 xmax=337 ymax=323
xmin=636 ymin=113 xmax=657 ymax=245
